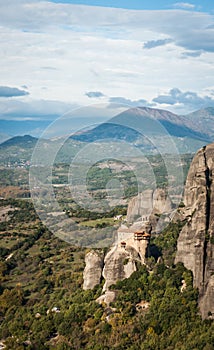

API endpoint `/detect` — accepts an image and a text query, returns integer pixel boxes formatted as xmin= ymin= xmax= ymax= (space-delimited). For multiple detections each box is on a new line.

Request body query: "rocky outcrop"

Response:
xmin=102 ymin=245 xmax=138 ymax=291
xmin=127 ymin=188 xmax=172 ymax=224
xmin=83 ymin=189 xmax=171 ymax=294
xmin=83 ymin=250 xmax=104 ymax=290
xmin=83 ymin=219 xmax=151 ymax=292
xmin=96 ymin=291 xmax=118 ymax=306
xmin=175 ymin=144 xmax=214 ymax=319
xmin=101 ymin=219 xmax=152 ymax=291
xmin=199 ymin=275 xmax=214 ymax=319
xmin=83 ymin=245 xmax=138 ymax=292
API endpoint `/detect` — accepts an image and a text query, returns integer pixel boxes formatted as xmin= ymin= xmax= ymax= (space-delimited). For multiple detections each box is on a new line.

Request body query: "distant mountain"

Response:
xmin=70 ymin=107 xmax=213 ymax=153
xmin=71 ymin=122 xmax=141 ymax=143
xmin=0 ymin=135 xmax=38 ymax=148
xmin=0 ymin=135 xmax=39 ymax=165
xmin=71 ymin=107 xmax=210 ymax=142
xmin=1 ymin=107 xmax=214 ymax=164
xmin=185 ymin=107 xmax=214 ymax=138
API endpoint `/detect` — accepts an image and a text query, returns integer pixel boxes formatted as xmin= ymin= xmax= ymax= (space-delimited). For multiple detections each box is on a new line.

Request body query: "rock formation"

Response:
xmin=83 ymin=187 xmax=173 ymax=293
xmin=126 ymin=188 xmax=172 ymax=226
xmin=83 ymin=219 xmax=151 ymax=292
xmin=175 ymin=144 xmax=214 ymax=319
xmin=96 ymin=291 xmax=118 ymax=306
xmin=83 ymin=145 xmax=214 ymax=318
xmin=102 ymin=245 xmax=138 ymax=291
xmin=83 ymin=250 xmax=104 ymax=290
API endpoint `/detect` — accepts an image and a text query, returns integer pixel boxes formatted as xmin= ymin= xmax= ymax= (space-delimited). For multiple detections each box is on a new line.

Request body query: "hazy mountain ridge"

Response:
xmin=1 ymin=106 xmax=214 ymax=141
xmin=0 ymin=135 xmax=38 ymax=149
xmin=69 ymin=106 xmax=214 ymax=154
xmin=186 ymin=107 xmax=214 ymax=138
xmin=1 ymin=107 xmax=214 ymax=162
xmin=72 ymin=107 xmax=210 ymax=143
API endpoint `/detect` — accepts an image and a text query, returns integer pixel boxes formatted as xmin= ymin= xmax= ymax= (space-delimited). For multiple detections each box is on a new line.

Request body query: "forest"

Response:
xmin=0 ymin=197 xmax=213 ymax=349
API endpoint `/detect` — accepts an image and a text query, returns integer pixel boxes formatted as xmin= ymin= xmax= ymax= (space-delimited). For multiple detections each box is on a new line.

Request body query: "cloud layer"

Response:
xmin=1 ymin=1 xmax=214 ymax=53
xmin=106 ymin=88 xmax=214 ymax=112
xmin=0 ymin=0 xmax=213 ymax=116
xmin=0 ymin=98 xmax=76 ymax=121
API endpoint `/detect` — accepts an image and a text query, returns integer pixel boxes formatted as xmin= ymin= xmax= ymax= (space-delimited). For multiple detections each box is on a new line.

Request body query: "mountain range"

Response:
xmin=1 ymin=106 xmax=214 ymax=161
xmin=70 ymin=107 xmax=212 ymax=151
xmin=70 ymin=106 xmax=214 ymax=154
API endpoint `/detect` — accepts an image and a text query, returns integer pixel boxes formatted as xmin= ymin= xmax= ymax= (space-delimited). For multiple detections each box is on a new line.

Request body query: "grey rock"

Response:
xmin=127 ymin=188 xmax=172 ymax=224
xmin=175 ymin=144 xmax=214 ymax=318
xmin=96 ymin=290 xmax=118 ymax=306
xmin=83 ymin=250 xmax=104 ymax=290
xmin=102 ymin=246 xmax=137 ymax=291
xmin=199 ymin=275 xmax=214 ymax=319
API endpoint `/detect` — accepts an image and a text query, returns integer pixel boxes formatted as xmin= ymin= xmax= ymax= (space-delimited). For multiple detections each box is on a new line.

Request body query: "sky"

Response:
xmin=0 ymin=0 xmax=214 ymax=129
xmin=50 ymin=0 xmax=212 ymax=12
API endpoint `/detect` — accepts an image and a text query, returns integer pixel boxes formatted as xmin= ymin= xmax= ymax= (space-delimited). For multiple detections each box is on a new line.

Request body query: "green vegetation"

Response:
xmin=66 ymin=204 xmax=127 ymax=221
xmin=150 ymin=221 xmax=186 ymax=266
xmin=0 ymin=151 xmax=211 ymax=349
xmin=0 ymin=153 xmax=193 ymax=191
xmin=79 ymin=217 xmax=115 ymax=228
xmin=86 ymin=164 xmax=139 ymax=198
xmin=0 ymin=196 xmax=213 ymax=349
xmin=0 ymin=168 xmax=29 ymax=187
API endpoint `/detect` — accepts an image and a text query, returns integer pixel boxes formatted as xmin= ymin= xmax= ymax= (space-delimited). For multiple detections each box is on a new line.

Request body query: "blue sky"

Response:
xmin=0 ymin=0 xmax=213 ymax=134
xmin=50 ymin=0 xmax=212 ymax=12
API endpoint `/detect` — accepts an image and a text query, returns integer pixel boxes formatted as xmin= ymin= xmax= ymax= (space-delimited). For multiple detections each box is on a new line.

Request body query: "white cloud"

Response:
xmin=0 ymin=98 xmax=76 ymax=120
xmin=0 ymin=1 xmax=213 ymax=52
xmin=0 ymin=1 xmax=213 ymax=116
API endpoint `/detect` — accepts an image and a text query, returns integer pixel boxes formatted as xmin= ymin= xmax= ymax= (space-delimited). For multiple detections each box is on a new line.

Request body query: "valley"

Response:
xmin=0 ymin=106 xmax=214 ymax=349
xmin=1 ymin=0 xmax=214 ymax=346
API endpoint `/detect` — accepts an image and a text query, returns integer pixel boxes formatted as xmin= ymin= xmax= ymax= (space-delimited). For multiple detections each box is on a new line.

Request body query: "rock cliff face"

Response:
xmin=83 ymin=245 xmax=139 ymax=292
xmin=83 ymin=145 xmax=214 ymax=318
xmin=83 ymin=220 xmax=151 ymax=292
xmin=102 ymin=245 xmax=139 ymax=291
xmin=83 ymin=250 xmax=104 ymax=290
xmin=175 ymin=144 xmax=214 ymax=319
xmin=127 ymin=188 xmax=172 ymax=224
xmin=83 ymin=247 xmax=137 ymax=292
